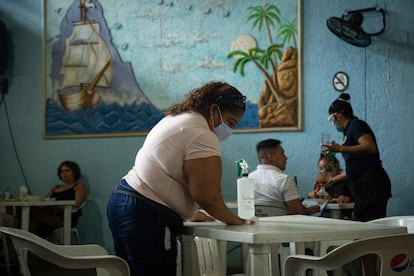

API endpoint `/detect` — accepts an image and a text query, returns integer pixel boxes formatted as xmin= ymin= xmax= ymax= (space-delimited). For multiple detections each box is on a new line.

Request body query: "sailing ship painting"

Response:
xmin=58 ymin=0 xmax=113 ymax=111
xmin=45 ymin=0 xmax=164 ymax=136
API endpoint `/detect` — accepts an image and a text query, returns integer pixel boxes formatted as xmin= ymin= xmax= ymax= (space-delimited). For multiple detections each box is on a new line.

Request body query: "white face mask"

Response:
xmin=212 ymin=107 xmax=232 ymax=142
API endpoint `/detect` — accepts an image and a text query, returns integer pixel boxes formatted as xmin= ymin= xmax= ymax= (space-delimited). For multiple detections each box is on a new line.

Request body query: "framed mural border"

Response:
xmin=235 ymin=0 xmax=303 ymax=134
xmin=42 ymin=0 xmax=303 ymax=139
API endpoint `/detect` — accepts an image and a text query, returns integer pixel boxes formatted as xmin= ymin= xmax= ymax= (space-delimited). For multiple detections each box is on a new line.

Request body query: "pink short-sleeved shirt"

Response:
xmin=124 ymin=112 xmax=220 ymax=219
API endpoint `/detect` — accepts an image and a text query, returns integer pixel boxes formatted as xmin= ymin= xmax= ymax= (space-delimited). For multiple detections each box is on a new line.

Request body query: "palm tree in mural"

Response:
xmin=228 ymin=4 xmax=298 ymax=128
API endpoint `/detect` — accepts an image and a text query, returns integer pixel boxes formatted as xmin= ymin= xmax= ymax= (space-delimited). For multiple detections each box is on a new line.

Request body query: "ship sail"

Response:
xmin=58 ymin=0 xmax=112 ymax=111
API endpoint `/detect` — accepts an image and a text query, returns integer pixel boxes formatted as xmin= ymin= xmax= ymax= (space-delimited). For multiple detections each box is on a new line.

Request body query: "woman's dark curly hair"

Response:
xmin=57 ymin=160 xmax=81 ymax=181
xmin=165 ymin=81 xmax=246 ymax=118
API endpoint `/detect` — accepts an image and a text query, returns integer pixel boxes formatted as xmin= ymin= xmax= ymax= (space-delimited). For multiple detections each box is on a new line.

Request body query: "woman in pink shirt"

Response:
xmin=107 ymin=81 xmax=249 ymax=276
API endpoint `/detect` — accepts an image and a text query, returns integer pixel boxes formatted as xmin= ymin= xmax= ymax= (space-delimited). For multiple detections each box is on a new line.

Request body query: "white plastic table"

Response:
xmin=325 ymin=202 xmax=354 ymax=219
xmin=226 ymin=201 xmax=355 ymax=218
xmin=182 ymin=215 xmax=408 ymax=276
xmin=0 ymin=199 xmax=74 ymax=244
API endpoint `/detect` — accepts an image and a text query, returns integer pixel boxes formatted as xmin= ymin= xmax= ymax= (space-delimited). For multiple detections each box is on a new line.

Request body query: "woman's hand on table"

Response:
xmin=187 ymin=210 xmax=215 ymax=222
xmin=243 ymin=217 xmax=257 ymax=225
xmin=336 ymin=195 xmax=350 ymax=204
xmin=225 ymin=216 xmax=257 ymax=225
xmin=186 ymin=210 xmax=256 ymax=225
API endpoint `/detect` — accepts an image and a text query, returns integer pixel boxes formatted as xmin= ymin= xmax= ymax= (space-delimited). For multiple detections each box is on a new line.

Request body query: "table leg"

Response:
xmin=20 ymin=207 xmax=30 ymax=231
xmin=63 ymin=205 xmax=72 ymax=245
xmin=18 ymin=207 xmax=31 ymax=274
xmin=249 ymin=244 xmax=273 ymax=276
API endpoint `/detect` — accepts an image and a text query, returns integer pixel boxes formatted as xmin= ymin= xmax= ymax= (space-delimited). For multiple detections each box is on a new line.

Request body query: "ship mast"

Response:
xmin=79 ymin=0 xmax=86 ymax=22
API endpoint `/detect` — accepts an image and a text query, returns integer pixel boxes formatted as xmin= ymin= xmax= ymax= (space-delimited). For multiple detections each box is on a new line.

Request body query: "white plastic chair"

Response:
xmin=369 ymin=216 xmax=414 ymax=233
xmin=313 ymin=238 xmax=352 ymax=276
xmin=52 ymin=224 xmax=81 ymax=244
xmin=0 ymin=232 xmax=11 ymax=275
xmin=176 ymin=237 xmax=182 ymax=276
xmin=52 ymin=201 xmax=86 ymax=244
xmin=313 ymin=216 xmax=414 ymax=276
xmin=0 ymin=226 xmax=129 ymax=276
xmin=284 ymin=233 xmax=414 ymax=276
xmin=193 ymin=236 xmax=246 ymax=276
xmin=0 ymin=208 xmax=13 ymax=275
xmin=194 ymin=236 xmax=224 ymax=276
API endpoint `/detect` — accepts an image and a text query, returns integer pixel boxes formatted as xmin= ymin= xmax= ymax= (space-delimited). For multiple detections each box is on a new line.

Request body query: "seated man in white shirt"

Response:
xmin=250 ymin=139 xmax=320 ymax=216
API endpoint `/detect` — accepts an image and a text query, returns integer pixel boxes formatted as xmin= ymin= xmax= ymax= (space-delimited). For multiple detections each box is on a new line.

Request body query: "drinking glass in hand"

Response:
xmin=321 ymin=133 xmax=330 ymax=153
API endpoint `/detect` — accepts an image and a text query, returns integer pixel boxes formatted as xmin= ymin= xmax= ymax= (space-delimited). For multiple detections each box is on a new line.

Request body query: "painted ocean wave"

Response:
xmin=45 ymin=99 xmax=259 ymax=136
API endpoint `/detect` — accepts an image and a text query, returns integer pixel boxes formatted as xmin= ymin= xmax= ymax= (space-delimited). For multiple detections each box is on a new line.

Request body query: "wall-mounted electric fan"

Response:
xmin=327 ymin=7 xmax=386 ymax=47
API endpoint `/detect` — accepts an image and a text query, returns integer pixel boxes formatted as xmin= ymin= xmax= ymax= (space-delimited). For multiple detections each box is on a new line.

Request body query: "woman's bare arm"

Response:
xmin=286 ymin=199 xmax=320 ymax=215
xmin=73 ymin=183 xmax=87 ymax=208
xmin=184 ymin=156 xmax=245 ymax=225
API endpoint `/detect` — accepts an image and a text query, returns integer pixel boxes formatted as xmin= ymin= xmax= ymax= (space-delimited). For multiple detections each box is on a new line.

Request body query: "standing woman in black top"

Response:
xmin=322 ymin=93 xmax=391 ymax=275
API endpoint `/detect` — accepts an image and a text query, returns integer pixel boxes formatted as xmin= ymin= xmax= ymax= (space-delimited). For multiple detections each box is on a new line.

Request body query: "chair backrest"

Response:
xmin=255 ymin=205 xmax=291 ymax=217
xmin=284 ymin=233 xmax=414 ymax=276
xmin=72 ymin=201 xmax=86 ymax=214
xmin=193 ymin=236 xmax=247 ymax=276
xmin=0 ymin=226 xmax=130 ymax=276
xmin=194 ymin=236 xmax=224 ymax=276
xmin=369 ymin=216 xmax=414 ymax=233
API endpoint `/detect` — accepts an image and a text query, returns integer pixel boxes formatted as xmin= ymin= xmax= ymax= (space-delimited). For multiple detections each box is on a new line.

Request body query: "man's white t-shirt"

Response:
xmin=124 ymin=112 xmax=220 ymax=220
xmin=249 ymin=164 xmax=300 ymax=209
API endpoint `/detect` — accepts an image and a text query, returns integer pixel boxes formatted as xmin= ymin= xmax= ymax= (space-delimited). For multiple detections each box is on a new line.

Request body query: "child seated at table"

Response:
xmin=308 ymin=155 xmax=353 ymax=218
xmin=30 ymin=160 xmax=87 ymax=238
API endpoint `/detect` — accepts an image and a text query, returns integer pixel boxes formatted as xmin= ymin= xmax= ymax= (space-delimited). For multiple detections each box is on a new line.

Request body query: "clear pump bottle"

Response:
xmin=236 ymin=159 xmax=255 ymax=219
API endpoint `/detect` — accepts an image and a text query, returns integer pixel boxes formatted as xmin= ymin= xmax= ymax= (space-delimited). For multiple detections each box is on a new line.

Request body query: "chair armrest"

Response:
xmin=58 ymin=244 xmax=109 ymax=256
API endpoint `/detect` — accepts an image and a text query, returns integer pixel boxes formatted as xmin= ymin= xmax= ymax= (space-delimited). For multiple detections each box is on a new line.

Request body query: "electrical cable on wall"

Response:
xmin=1 ymin=95 xmax=30 ymax=192
xmin=0 ymin=19 xmax=28 ymax=193
xmin=364 ymin=49 xmax=368 ymax=120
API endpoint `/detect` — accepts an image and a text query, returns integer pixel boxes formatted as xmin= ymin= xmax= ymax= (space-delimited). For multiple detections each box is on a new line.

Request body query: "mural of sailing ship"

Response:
xmin=58 ymin=0 xmax=113 ymax=111
xmin=44 ymin=0 xmax=284 ymax=138
xmin=45 ymin=0 xmax=164 ymax=135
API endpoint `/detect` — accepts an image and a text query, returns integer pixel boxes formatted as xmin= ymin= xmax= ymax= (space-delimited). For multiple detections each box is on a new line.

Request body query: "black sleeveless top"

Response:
xmin=52 ymin=184 xmax=77 ymax=200
xmin=52 ymin=184 xmax=83 ymax=227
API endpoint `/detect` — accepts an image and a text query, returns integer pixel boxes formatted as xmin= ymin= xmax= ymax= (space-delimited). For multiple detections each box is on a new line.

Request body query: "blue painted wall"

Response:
xmin=0 ymin=0 xmax=413 ymax=252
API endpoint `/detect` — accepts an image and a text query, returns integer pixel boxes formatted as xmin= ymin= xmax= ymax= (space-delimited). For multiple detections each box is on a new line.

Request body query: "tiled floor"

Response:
xmin=0 ymin=260 xmax=96 ymax=276
xmin=0 ymin=256 xmax=96 ymax=276
xmin=0 ymin=243 xmax=245 ymax=276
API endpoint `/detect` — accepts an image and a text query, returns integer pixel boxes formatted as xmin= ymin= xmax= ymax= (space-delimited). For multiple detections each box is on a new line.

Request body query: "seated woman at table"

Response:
xmin=308 ymin=155 xmax=353 ymax=218
xmin=30 ymin=160 xmax=87 ymax=238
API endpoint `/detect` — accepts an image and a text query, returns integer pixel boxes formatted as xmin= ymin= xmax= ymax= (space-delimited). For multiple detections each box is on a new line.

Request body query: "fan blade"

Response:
xmin=327 ymin=17 xmax=371 ymax=47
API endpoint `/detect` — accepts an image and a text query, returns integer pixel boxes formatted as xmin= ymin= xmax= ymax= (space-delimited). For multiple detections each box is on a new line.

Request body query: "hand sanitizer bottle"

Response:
xmin=5 ymin=187 xmax=10 ymax=200
xmin=235 ymin=159 xmax=255 ymax=219
xmin=20 ymin=185 xmax=28 ymax=200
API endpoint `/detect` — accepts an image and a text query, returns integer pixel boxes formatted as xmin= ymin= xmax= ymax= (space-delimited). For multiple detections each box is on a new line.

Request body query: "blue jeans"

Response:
xmin=107 ymin=179 xmax=184 ymax=276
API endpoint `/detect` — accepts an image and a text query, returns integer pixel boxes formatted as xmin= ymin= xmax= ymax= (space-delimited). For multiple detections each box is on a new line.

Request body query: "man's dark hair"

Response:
xmin=256 ymin=139 xmax=282 ymax=153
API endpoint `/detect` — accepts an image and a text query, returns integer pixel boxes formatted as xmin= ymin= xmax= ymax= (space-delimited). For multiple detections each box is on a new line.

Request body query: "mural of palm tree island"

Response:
xmin=43 ymin=0 xmax=300 ymax=138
